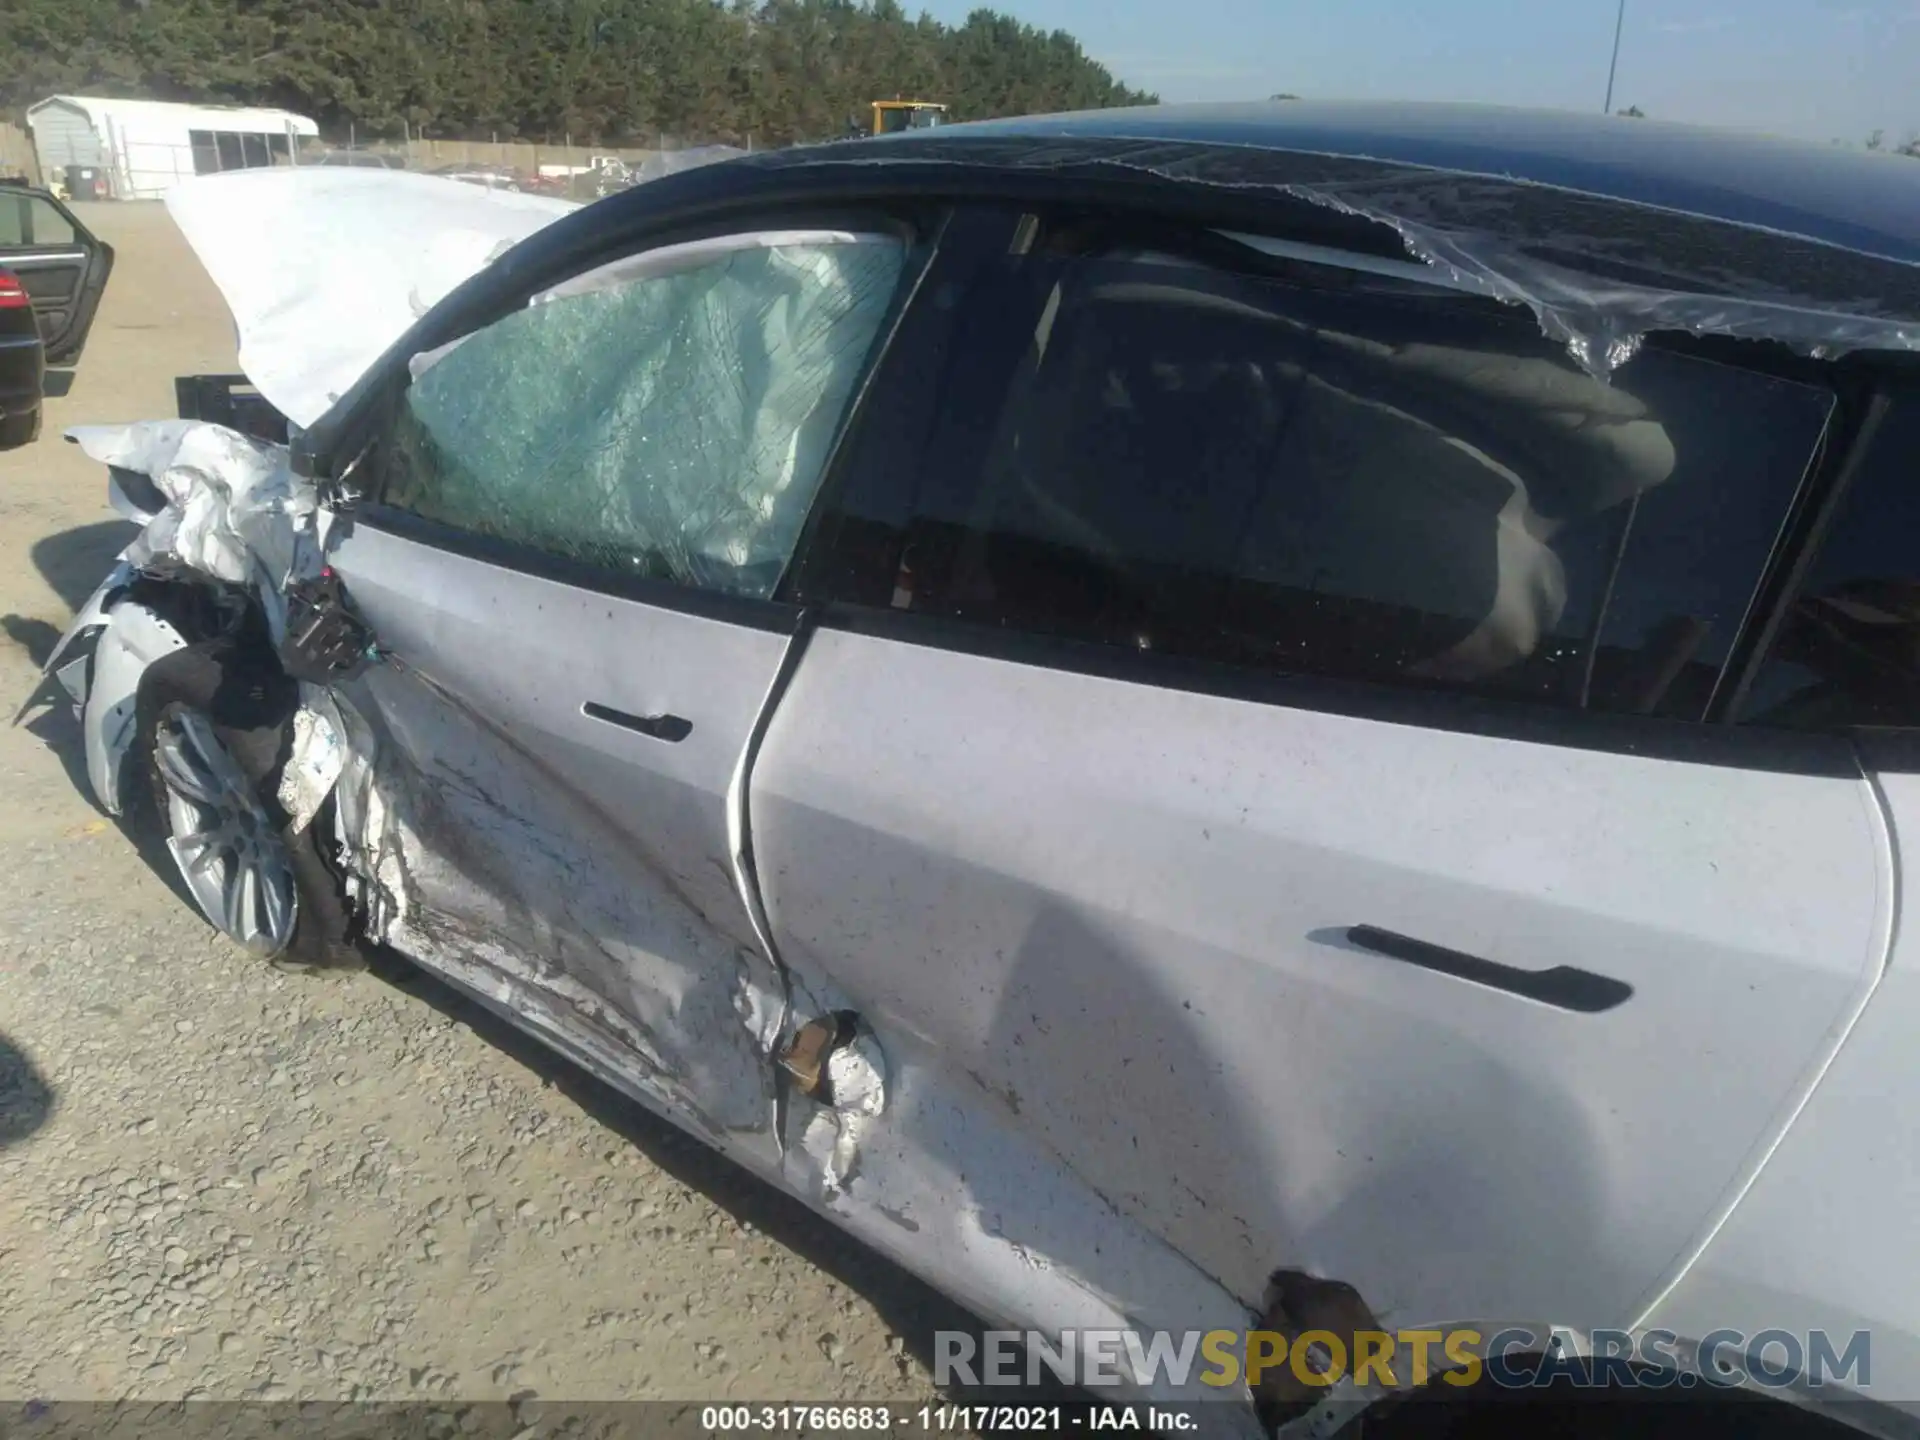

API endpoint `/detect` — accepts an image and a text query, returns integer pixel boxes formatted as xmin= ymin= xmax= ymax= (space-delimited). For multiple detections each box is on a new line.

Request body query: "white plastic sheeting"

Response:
xmin=65 ymin=420 xmax=324 ymax=640
xmin=1285 ymin=175 xmax=1920 ymax=375
xmin=748 ymin=134 xmax=1920 ymax=376
xmin=164 ymin=168 xmax=579 ymax=429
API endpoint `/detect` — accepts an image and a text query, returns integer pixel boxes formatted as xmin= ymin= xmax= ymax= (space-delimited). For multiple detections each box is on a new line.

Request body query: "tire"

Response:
xmin=0 ymin=407 xmax=38 ymax=451
xmin=129 ymin=640 xmax=358 ymax=971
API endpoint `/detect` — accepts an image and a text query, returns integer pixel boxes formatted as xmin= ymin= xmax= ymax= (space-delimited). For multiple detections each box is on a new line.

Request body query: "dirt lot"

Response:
xmin=0 ymin=202 xmax=971 ymax=1413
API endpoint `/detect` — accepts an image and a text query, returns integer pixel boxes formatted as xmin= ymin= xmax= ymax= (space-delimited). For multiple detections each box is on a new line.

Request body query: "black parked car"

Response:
xmin=0 ymin=182 xmax=113 ymax=449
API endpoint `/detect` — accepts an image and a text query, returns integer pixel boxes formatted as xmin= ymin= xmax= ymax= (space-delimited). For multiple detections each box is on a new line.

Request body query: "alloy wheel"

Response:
xmin=153 ymin=706 xmax=298 ymax=957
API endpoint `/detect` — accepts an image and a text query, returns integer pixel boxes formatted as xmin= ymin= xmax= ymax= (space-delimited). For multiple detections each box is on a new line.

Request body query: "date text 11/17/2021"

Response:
xmin=699 ymin=1404 xmax=1195 ymax=1432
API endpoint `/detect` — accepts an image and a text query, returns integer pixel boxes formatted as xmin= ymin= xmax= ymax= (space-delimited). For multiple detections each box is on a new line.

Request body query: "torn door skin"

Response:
xmin=749 ymin=135 xmax=1920 ymax=375
xmin=36 ymin=420 xmax=1272 ymax=1418
xmin=25 ymin=418 xmax=829 ymax=1155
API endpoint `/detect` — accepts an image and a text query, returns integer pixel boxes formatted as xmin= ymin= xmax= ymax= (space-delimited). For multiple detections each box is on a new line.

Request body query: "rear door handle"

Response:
xmin=1346 ymin=924 xmax=1632 ymax=1014
xmin=582 ymin=701 xmax=692 ymax=743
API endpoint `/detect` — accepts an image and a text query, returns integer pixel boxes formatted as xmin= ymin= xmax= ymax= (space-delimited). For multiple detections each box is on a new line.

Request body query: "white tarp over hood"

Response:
xmin=165 ymin=168 xmax=579 ymax=429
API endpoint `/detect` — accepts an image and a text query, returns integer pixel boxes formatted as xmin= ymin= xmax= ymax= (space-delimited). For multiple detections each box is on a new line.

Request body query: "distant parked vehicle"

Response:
xmin=586 ymin=155 xmax=635 ymax=198
xmin=312 ymin=150 xmax=406 ymax=170
xmin=0 ymin=183 xmax=113 ymax=449
xmin=430 ymin=164 xmax=522 ymax=192
xmin=631 ymin=145 xmax=746 ymax=184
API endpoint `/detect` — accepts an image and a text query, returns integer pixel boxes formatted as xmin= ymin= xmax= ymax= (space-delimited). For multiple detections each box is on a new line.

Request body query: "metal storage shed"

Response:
xmin=26 ymin=97 xmax=319 ymax=200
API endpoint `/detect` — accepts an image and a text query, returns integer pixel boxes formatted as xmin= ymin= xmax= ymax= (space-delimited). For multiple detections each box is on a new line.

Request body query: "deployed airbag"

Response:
xmin=165 ymin=168 xmax=579 ymax=429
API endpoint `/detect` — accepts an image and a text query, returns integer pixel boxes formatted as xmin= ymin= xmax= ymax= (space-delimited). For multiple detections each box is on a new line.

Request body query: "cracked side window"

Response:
xmin=382 ymin=234 xmax=906 ymax=599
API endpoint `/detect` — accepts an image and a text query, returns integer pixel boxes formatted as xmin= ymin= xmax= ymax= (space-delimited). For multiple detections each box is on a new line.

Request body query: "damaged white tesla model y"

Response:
xmin=21 ymin=104 xmax=1920 ymax=1435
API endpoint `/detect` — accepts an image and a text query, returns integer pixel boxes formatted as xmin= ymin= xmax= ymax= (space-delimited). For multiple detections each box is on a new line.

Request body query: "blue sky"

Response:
xmin=916 ymin=0 xmax=1919 ymax=145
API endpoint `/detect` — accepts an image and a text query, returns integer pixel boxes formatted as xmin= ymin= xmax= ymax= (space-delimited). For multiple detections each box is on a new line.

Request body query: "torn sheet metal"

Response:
xmin=81 ymin=602 xmax=189 ymax=816
xmin=1269 ymin=171 xmax=1920 ymax=375
xmin=164 ymin=168 xmax=579 ymax=428
xmin=783 ymin=1008 xmax=888 ymax=1194
xmin=21 ymin=416 xmax=322 ymax=738
xmin=20 ymin=418 xmax=332 ymax=797
xmin=778 ymin=1011 xmax=855 ymax=1097
xmin=276 ymin=687 xmax=346 ymax=835
xmin=14 ymin=559 xmax=136 ymax=726
xmin=748 ymin=134 xmax=1920 ymax=375
xmin=66 ymin=421 xmax=322 ymax=638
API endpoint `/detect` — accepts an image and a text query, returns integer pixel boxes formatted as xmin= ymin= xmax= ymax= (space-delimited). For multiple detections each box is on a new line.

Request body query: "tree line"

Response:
xmin=0 ymin=0 xmax=1157 ymax=148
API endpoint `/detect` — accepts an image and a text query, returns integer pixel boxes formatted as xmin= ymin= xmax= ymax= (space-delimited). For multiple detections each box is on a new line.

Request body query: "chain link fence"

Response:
xmin=42 ymin=134 xmax=732 ymax=202
xmin=8 ymin=117 xmax=745 ymax=202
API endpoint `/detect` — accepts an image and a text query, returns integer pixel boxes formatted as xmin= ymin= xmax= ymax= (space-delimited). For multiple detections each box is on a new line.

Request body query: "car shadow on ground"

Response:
xmin=0 ymin=1031 xmax=56 ymax=1149
xmin=0 ymin=615 xmax=64 ymax=668
xmin=31 ymin=518 xmax=138 ymax=612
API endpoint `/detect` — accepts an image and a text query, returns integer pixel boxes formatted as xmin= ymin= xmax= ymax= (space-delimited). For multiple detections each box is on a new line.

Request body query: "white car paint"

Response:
xmin=324 ymin=520 xmax=791 ymax=1154
xmin=746 ymin=626 xmax=1892 ymax=1330
xmin=81 ymin=602 xmax=189 ymax=816
xmin=23 ymin=159 xmax=1920 ymax=1437
xmin=1643 ymin=749 xmax=1919 ymax=1429
xmin=314 ymin=533 xmax=1270 ymax=1420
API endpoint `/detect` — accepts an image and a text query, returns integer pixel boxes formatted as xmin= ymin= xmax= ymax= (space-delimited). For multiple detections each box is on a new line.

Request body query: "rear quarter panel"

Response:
xmin=1643 ymin=735 xmax=1920 ymax=1411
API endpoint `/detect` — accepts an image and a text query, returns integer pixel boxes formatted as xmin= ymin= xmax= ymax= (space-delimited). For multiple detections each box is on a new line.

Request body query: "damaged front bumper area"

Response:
xmin=18 ymin=420 xmax=344 ymax=811
xmin=17 ymin=424 xmax=1275 ymax=1430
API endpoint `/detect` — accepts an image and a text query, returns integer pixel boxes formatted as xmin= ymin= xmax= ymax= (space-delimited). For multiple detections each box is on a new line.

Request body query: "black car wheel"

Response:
xmin=0 ymin=407 xmax=39 ymax=450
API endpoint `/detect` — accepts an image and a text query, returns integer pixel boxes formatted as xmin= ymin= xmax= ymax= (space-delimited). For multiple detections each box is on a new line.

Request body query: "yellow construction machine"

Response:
xmin=854 ymin=100 xmax=948 ymax=138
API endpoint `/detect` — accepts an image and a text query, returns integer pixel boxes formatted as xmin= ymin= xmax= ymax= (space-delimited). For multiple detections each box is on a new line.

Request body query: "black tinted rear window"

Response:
xmin=877 ymin=249 xmax=1831 ymax=718
xmin=1741 ymin=397 xmax=1920 ymax=731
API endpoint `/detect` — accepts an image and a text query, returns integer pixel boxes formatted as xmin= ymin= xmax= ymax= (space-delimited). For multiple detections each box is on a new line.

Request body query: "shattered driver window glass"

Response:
xmin=382 ymin=235 xmax=906 ymax=599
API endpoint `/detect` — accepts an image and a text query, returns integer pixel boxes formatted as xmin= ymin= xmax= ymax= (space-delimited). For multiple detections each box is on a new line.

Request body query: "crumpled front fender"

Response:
xmin=13 ymin=555 xmax=198 ymax=817
xmin=81 ymin=601 xmax=191 ymax=816
xmin=12 ymin=559 xmax=139 ymax=729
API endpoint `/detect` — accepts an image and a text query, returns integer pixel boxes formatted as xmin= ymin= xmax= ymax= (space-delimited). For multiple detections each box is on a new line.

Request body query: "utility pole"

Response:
xmin=1603 ymin=0 xmax=1626 ymax=115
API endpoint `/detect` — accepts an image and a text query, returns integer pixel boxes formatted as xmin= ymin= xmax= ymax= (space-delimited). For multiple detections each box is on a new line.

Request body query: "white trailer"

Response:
xmin=26 ymin=97 xmax=319 ymax=201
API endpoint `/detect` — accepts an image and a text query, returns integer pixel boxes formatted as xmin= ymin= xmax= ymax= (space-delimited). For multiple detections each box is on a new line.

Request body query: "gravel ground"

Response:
xmin=0 ymin=201 xmax=978 ymax=1415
